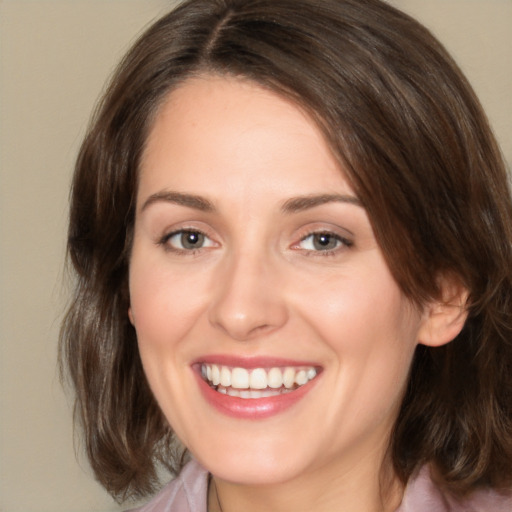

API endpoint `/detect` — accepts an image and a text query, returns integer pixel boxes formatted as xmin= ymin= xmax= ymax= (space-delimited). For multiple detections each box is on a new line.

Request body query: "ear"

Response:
xmin=418 ymin=276 xmax=469 ymax=348
xmin=128 ymin=307 xmax=135 ymax=326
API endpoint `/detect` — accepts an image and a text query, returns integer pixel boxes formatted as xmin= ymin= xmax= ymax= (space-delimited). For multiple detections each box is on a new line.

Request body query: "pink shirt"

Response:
xmin=128 ymin=459 xmax=512 ymax=512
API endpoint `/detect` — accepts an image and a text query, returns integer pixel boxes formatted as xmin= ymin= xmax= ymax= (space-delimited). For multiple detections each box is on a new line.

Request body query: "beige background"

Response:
xmin=0 ymin=1 xmax=510 ymax=511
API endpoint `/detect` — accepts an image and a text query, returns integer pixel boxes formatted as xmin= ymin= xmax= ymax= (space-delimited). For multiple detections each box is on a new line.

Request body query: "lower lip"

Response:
xmin=194 ymin=370 xmax=319 ymax=420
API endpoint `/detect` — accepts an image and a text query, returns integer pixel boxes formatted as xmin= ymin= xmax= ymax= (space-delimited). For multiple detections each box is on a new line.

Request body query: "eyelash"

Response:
xmin=157 ymin=228 xmax=354 ymax=257
xmin=295 ymin=230 xmax=354 ymax=257
xmin=157 ymin=228 xmax=214 ymax=255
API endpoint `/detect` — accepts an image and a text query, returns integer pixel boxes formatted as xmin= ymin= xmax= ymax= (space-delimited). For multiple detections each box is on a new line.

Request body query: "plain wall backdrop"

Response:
xmin=0 ymin=1 xmax=510 ymax=511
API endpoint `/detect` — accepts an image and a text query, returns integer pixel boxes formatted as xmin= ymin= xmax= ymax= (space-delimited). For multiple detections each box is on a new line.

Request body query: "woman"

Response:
xmin=60 ymin=0 xmax=512 ymax=510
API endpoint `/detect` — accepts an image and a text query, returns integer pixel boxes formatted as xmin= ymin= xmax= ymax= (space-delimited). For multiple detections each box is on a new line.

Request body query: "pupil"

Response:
xmin=182 ymin=231 xmax=204 ymax=249
xmin=314 ymin=233 xmax=336 ymax=250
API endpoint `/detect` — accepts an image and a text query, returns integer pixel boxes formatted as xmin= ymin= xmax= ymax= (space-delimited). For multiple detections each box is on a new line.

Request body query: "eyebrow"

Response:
xmin=281 ymin=193 xmax=363 ymax=213
xmin=140 ymin=191 xmax=215 ymax=213
xmin=140 ymin=191 xmax=363 ymax=214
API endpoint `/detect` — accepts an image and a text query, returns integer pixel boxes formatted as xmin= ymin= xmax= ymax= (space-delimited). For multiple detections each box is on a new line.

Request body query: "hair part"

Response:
xmin=60 ymin=0 xmax=512 ymax=500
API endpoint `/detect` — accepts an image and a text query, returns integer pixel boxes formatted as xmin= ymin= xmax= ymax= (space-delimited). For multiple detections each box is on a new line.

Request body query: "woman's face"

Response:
xmin=129 ymin=75 xmax=427 ymax=485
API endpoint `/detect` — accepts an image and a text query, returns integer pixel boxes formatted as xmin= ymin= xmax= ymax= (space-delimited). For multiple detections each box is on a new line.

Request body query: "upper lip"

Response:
xmin=192 ymin=354 xmax=321 ymax=369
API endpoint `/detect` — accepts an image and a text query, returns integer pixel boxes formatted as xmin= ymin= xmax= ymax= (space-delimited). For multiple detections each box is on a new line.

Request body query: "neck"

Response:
xmin=208 ymin=451 xmax=404 ymax=512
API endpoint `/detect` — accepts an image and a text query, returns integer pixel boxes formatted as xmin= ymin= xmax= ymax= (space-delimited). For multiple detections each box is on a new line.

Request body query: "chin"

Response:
xmin=190 ymin=434 xmax=316 ymax=485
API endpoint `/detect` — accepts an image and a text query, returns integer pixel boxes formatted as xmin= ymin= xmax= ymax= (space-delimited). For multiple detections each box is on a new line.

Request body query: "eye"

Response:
xmin=162 ymin=229 xmax=215 ymax=251
xmin=297 ymin=232 xmax=352 ymax=253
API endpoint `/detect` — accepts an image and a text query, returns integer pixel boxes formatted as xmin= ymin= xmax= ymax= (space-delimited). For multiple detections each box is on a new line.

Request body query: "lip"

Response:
xmin=192 ymin=356 xmax=321 ymax=420
xmin=192 ymin=354 xmax=320 ymax=369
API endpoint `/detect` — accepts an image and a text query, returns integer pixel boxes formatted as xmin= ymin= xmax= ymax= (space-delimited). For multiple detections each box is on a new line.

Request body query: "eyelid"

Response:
xmin=157 ymin=226 xmax=218 ymax=253
xmin=291 ymin=226 xmax=354 ymax=255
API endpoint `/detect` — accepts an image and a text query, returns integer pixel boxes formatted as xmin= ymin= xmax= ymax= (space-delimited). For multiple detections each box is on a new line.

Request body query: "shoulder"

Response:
xmin=397 ymin=465 xmax=512 ymax=512
xmin=126 ymin=459 xmax=209 ymax=512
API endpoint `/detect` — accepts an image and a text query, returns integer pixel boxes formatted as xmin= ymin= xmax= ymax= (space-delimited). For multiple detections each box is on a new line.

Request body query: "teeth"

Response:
xmin=220 ymin=366 xmax=231 ymax=387
xmin=201 ymin=363 xmax=318 ymax=397
xmin=211 ymin=365 xmax=220 ymax=386
xmin=295 ymin=369 xmax=307 ymax=386
xmin=267 ymin=367 xmax=283 ymax=388
xmin=231 ymin=367 xmax=249 ymax=389
xmin=249 ymin=368 xmax=267 ymax=389
xmin=283 ymin=367 xmax=295 ymax=389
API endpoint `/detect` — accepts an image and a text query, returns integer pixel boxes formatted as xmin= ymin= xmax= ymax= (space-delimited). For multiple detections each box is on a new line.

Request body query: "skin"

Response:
xmin=129 ymin=75 xmax=466 ymax=512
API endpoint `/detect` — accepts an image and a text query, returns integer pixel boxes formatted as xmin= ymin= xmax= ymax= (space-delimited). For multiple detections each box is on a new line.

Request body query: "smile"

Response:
xmin=201 ymin=364 xmax=318 ymax=399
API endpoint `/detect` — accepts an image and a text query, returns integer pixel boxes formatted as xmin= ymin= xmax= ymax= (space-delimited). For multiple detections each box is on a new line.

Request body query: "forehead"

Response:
xmin=143 ymin=74 xmax=330 ymax=164
xmin=139 ymin=74 xmax=352 ymax=203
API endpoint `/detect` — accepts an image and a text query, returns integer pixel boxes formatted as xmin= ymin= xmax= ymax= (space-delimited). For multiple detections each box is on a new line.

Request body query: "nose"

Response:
xmin=208 ymin=250 xmax=288 ymax=341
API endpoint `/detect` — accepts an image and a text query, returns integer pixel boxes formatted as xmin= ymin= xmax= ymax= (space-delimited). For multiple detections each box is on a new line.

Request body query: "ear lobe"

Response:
xmin=128 ymin=307 xmax=135 ymax=326
xmin=418 ymin=279 xmax=469 ymax=348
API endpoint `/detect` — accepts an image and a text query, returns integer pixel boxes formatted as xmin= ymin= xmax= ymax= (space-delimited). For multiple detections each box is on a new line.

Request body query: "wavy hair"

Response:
xmin=60 ymin=0 xmax=512 ymax=501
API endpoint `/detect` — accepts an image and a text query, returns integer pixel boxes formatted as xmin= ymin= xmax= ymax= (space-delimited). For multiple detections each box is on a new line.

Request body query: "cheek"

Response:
xmin=127 ymin=254 xmax=204 ymax=428
xmin=128 ymin=254 xmax=208 ymax=350
xmin=296 ymin=264 xmax=417 ymax=345
xmin=295 ymin=266 xmax=420 ymax=399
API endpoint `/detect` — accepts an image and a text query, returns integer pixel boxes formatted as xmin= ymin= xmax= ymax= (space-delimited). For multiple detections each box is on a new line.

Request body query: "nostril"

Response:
xmin=208 ymin=297 xmax=287 ymax=341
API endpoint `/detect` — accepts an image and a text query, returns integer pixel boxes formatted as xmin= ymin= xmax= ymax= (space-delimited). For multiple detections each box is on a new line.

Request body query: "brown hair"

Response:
xmin=60 ymin=0 xmax=512 ymax=501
